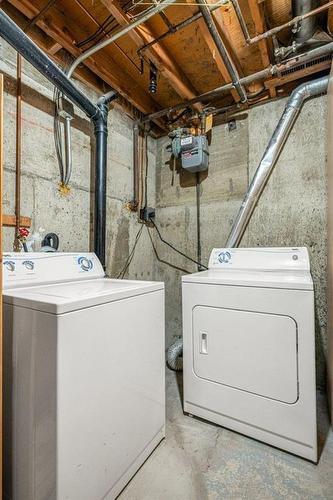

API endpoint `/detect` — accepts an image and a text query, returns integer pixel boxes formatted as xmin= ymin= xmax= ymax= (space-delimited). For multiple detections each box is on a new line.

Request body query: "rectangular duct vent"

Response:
xmin=281 ymin=54 xmax=332 ymax=77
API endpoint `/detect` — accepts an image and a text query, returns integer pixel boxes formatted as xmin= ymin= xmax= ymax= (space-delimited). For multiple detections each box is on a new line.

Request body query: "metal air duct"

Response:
xmin=292 ymin=0 xmax=318 ymax=44
xmin=226 ymin=75 xmax=329 ymax=248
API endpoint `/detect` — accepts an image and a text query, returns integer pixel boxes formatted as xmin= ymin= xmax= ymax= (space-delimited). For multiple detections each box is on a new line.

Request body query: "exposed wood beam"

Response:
xmin=3 ymin=214 xmax=31 ymax=227
xmin=329 ymin=6 xmax=333 ymax=36
xmin=2 ymin=1 xmax=105 ymax=92
xmin=47 ymin=41 xmax=62 ymax=55
xmin=247 ymin=0 xmax=275 ymax=97
xmin=186 ymin=2 xmax=240 ymax=103
xmin=210 ymin=1 xmax=244 ymax=76
xmin=5 ymin=0 xmax=166 ymax=127
xmin=100 ymin=0 xmax=202 ymax=111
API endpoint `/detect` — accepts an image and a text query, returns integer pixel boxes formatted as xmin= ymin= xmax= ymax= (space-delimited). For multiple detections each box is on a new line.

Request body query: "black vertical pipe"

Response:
xmin=132 ymin=122 xmax=140 ymax=210
xmin=93 ymin=104 xmax=108 ymax=269
xmin=0 ymin=11 xmax=119 ymax=267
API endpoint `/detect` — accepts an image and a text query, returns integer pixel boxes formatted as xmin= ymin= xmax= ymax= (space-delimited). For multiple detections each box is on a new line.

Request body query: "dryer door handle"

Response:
xmin=200 ymin=332 xmax=208 ymax=354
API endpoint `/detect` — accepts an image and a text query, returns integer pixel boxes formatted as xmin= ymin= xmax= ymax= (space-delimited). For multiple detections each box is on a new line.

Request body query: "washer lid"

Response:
xmin=182 ymin=268 xmax=313 ymax=290
xmin=3 ymin=278 xmax=164 ymax=314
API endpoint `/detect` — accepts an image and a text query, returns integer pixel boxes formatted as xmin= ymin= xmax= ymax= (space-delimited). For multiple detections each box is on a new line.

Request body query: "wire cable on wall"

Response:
xmin=146 ymin=226 xmax=190 ymax=274
xmin=116 ymin=224 xmax=144 ymax=278
xmin=150 ymin=218 xmax=208 ymax=270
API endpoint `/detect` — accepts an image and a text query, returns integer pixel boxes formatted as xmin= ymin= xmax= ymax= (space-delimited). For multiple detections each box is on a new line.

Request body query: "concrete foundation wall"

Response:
xmin=1 ymin=39 xmax=156 ymax=280
xmin=155 ymin=95 xmax=328 ymax=387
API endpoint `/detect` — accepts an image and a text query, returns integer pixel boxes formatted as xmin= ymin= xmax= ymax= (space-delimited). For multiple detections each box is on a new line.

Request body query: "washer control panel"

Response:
xmin=3 ymin=252 xmax=104 ymax=289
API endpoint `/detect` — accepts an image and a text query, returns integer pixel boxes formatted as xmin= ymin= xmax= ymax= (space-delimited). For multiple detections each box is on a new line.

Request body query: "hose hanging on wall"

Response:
xmin=53 ymin=86 xmax=74 ymax=192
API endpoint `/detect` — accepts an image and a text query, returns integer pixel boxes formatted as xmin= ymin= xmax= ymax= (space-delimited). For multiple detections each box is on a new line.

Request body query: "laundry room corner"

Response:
xmin=3 ymin=1 xmax=333 ymax=499
xmin=1 ymin=37 xmax=158 ymax=280
xmin=154 ymin=94 xmax=329 ymax=388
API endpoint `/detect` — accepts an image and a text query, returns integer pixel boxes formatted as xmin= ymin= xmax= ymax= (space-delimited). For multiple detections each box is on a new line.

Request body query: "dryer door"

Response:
xmin=193 ymin=306 xmax=298 ymax=404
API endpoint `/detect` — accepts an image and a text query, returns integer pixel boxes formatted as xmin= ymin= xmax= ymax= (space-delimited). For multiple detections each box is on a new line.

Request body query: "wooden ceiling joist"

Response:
xmin=5 ymin=0 xmax=167 ymax=128
xmin=247 ymin=0 xmax=275 ymax=97
xmin=100 ymin=0 xmax=202 ymax=111
xmin=1 ymin=0 xmax=332 ymax=131
xmin=2 ymin=1 xmax=105 ymax=93
xmin=210 ymin=2 xmax=244 ymax=77
xmin=185 ymin=1 xmax=240 ymax=103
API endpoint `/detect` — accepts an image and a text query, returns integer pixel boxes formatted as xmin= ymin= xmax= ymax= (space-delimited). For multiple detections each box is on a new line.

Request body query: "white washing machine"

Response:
xmin=3 ymin=252 xmax=165 ymax=500
xmin=182 ymin=247 xmax=317 ymax=461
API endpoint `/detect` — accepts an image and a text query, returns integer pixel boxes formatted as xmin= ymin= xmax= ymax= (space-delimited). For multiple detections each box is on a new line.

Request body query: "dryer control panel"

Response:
xmin=3 ymin=252 xmax=105 ymax=289
xmin=208 ymin=247 xmax=310 ymax=271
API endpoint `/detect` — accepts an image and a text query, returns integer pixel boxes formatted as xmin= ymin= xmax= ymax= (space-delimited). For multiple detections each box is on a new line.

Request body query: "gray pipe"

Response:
xmin=64 ymin=117 xmax=73 ymax=186
xmin=144 ymin=42 xmax=333 ymax=122
xmin=197 ymin=0 xmax=247 ymax=103
xmin=66 ymin=0 xmax=178 ymax=78
xmin=230 ymin=0 xmax=251 ymax=43
xmin=292 ymin=0 xmax=318 ymax=43
xmin=226 ymin=75 xmax=328 ymax=248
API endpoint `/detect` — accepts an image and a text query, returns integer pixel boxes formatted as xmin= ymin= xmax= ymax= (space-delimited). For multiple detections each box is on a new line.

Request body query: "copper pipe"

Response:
xmin=13 ymin=0 xmax=58 ymax=251
xmin=14 ymin=53 xmax=22 ymax=251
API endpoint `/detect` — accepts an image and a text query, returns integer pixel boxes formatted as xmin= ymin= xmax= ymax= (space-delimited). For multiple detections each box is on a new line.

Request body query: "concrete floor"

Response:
xmin=119 ymin=369 xmax=333 ymax=500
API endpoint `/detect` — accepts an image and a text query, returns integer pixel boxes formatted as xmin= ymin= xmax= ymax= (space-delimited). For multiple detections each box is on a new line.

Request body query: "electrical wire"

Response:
xmin=116 ymin=224 xmax=144 ymax=278
xmin=146 ymin=226 xmax=190 ymax=274
xmin=75 ymin=0 xmax=146 ymax=48
xmin=150 ymin=218 xmax=208 ymax=269
xmin=76 ymin=15 xmax=116 ymax=48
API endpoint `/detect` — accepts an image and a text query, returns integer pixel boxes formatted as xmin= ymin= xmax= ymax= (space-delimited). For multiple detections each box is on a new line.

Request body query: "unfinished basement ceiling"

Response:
xmin=1 ymin=0 xmax=333 ymax=132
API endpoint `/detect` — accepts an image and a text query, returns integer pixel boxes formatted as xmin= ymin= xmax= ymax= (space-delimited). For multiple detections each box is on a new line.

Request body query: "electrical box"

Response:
xmin=180 ymin=135 xmax=209 ymax=173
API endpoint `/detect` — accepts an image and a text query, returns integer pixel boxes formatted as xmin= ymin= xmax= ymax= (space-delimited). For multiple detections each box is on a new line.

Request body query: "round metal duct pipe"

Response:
xmin=292 ymin=0 xmax=318 ymax=43
xmin=226 ymin=75 xmax=329 ymax=248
